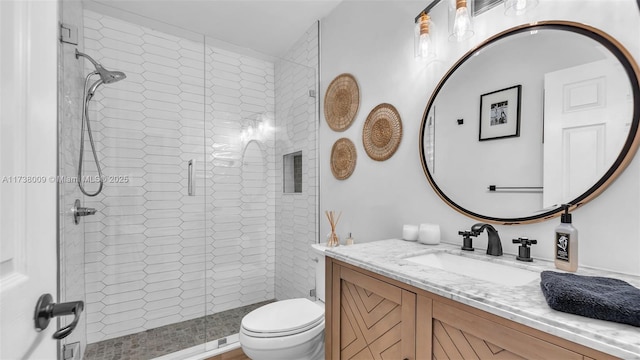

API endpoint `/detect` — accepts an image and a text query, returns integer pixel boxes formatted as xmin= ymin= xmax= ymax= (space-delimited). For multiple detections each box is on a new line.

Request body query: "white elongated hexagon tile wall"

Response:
xmin=77 ymin=10 xmax=318 ymax=344
xmin=82 ymin=9 xmax=279 ymax=343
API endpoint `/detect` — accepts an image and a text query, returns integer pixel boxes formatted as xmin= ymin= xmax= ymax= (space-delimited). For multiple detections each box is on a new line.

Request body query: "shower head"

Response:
xmin=75 ymin=49 xmax=126 ymax=84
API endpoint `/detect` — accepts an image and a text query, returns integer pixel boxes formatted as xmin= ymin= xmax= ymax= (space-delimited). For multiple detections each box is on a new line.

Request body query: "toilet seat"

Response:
xmin=241 ymin=298 xmax=324 ymax=338
xmin=239 ymin=317 xmax=324 ymax=355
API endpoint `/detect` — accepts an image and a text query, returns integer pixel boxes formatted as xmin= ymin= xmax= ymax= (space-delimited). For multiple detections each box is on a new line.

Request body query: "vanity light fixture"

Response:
xmin=504 ymin=0 xmax=539 ymax=16
xmin=449 ymin=0 xmax=474 ymax=41
xmin=414 ymin=12 xmax=437 ymax=61
xmin=415 ymin=0 xmax=530 ymax=49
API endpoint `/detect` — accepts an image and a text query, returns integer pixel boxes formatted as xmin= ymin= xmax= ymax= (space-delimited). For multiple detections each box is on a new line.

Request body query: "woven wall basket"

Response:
xmin=324 ymin=73 xmax=360 ymax=132
xmin=363 ymin=103 xmax=403 ymax=161
xmin=330 ymin=138 xmax=357 ymax=180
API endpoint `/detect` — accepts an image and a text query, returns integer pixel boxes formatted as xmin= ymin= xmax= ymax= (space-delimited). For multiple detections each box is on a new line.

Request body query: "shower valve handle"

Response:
xmin=77 ymin=207 xmax=97 ymax=216
xmin=72 ymin=199 xmax=97 ymax=224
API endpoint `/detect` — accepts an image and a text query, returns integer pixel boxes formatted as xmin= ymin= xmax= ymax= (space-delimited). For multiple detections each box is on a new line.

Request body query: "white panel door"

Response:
xmin=0 ymin=1 xmax=59 ymax=359
xmin=543 ymin=59 xmax=632 ymax=208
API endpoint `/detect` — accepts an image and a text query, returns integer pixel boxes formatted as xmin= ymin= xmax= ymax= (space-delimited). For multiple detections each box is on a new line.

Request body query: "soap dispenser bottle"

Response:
xmin=554 ymin=205 xmax=578 ymax=272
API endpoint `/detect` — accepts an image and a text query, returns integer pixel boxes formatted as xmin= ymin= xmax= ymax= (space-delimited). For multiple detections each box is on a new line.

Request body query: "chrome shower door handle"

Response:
xmin=188 ymin=160 xmax=195 ymax=196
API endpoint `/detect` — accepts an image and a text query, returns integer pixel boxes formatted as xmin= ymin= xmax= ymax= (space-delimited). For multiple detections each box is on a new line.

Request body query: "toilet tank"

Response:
xmin=311 ymin=243 xmax=328 ymax=302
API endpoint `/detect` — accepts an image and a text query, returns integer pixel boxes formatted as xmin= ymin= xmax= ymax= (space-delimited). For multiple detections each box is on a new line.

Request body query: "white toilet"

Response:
xmin=239 ymin=244 xmax=328 ymax=360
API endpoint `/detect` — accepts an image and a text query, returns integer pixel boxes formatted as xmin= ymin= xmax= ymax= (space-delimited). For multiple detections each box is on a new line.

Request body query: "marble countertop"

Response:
xmin=324 ymin=239 xmax=640 ymax=359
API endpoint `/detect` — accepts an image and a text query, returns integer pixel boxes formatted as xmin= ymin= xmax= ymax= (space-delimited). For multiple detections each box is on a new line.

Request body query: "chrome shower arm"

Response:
xmin=75 ymin=49 xmax=101 ymax=69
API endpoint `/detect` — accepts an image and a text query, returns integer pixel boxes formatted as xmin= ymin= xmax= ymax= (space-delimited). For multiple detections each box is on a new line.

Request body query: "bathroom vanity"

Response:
xmin=324 ymin=240 xmax=640 ymax=359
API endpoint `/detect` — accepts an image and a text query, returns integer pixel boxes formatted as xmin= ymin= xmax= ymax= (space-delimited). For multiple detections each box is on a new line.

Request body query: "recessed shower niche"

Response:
xmin=283 ymin=151 xmax=303 ymax=193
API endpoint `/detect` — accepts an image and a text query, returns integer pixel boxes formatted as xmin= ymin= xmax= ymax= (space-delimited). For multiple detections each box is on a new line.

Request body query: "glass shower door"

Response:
xmin=202 ymin=29 xmax=319 ymax=350
xmin=203 ymin=40 xmax=278 ymax=348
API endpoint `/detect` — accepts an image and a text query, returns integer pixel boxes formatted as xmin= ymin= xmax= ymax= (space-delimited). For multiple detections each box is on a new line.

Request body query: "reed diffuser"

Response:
xmin=325 ymin=210 xmax=342 ymax=247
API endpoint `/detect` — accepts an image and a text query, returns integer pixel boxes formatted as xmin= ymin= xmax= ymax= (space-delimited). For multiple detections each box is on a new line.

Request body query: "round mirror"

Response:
xmin=420 ymin=21 xmax=640 ymax=224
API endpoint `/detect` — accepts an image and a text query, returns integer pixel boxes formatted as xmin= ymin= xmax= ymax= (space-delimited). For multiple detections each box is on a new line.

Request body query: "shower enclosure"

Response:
xmin=58 ymin=1 xmax=319 ymax=359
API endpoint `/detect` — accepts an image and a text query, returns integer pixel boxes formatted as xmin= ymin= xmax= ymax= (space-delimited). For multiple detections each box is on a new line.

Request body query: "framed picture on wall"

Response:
xmin=479 ymin=85 xmax=521 ymax=141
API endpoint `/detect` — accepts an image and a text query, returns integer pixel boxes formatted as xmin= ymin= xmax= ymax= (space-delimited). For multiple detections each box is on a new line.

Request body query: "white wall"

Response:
xmin=320 ymin=0 xmax=640 ymax=274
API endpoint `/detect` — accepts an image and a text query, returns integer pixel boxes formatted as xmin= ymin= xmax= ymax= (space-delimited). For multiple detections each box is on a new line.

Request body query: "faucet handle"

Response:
xmin=512 ymin=237 xmax=537 ymax=262
xmin=512 ymin=237 xmax=537 ymax=246
xmin=458 ymin=230 xmax=475 ymax=251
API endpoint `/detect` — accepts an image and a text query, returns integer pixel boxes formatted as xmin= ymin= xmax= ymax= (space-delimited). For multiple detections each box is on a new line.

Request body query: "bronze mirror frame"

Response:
xmin=419 ymin=21 xmax=640 ymax=224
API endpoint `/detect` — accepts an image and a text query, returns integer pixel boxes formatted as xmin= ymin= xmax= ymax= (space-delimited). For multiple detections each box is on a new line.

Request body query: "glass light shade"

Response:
xmin=504 ymin=0 xmax=539 ymax=16
xmin=448 ymin=0 xmax=474 ymax=42
xmin=419 ymin=33 xmax=434 ymax=58
xmin=414 ymin=13 xmax=436 ymax=60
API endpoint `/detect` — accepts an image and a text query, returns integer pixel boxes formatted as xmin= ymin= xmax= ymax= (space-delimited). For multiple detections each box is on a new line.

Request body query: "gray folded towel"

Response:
xmin=540 ymin=270 xmax=640 ymax=327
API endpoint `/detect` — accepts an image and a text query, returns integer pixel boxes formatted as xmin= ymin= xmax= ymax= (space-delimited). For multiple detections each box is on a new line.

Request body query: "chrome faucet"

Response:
xmin=470 ymin=223 xmax=503 ymax=256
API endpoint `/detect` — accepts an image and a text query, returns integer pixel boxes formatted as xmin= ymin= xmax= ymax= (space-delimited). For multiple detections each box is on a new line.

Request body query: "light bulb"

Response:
xmin=419 ymin=32 xmax=433 ymax=59
xmin=415 ymin=12 xmax=435 ymax=60
xmin=453 ymin=6 xmax=472 ymax=41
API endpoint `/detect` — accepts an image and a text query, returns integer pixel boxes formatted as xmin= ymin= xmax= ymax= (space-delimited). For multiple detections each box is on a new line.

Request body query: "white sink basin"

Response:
xmin=404 ymin=252 xmax=540 ymax=286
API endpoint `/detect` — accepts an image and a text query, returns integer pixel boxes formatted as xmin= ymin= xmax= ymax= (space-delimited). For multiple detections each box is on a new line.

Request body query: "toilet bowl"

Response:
xmin=239 ymin=244 xmax=328 ymax=360
xmin=239 ymin=298 xmax=324 ymax=360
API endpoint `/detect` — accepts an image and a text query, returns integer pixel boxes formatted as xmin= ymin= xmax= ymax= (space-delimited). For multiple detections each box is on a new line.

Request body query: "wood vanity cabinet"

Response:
xmin=325 ymin=258 xmax=618 ymax=360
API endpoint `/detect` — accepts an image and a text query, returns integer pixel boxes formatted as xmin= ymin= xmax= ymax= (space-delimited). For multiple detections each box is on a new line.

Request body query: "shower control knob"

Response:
xmin=72 ymin=199 xmax=97 ymax=224
xmin=77 ymin=207 xmax=97 ymax=216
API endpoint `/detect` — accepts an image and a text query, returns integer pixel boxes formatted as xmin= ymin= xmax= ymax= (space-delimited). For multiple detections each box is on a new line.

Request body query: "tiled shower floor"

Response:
xmin=84 ymin=300 xmax=274 ymax=360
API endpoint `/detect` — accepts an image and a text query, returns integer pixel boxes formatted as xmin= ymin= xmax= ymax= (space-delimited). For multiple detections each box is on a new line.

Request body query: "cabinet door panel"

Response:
xmin=434 ymin=320 xmax=481 ymax=360
xmin=340 ymin=266 xmax=402 ymax=303
xmin=433 ymin=301 xmax=582 ymax=360
xmin=336 ymin=266 xmax=415 ymax=360
xmin=344 ymin=280 xmax=401 ymax=332
xmin=434 ymin=318 xmax=526 ymax=360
